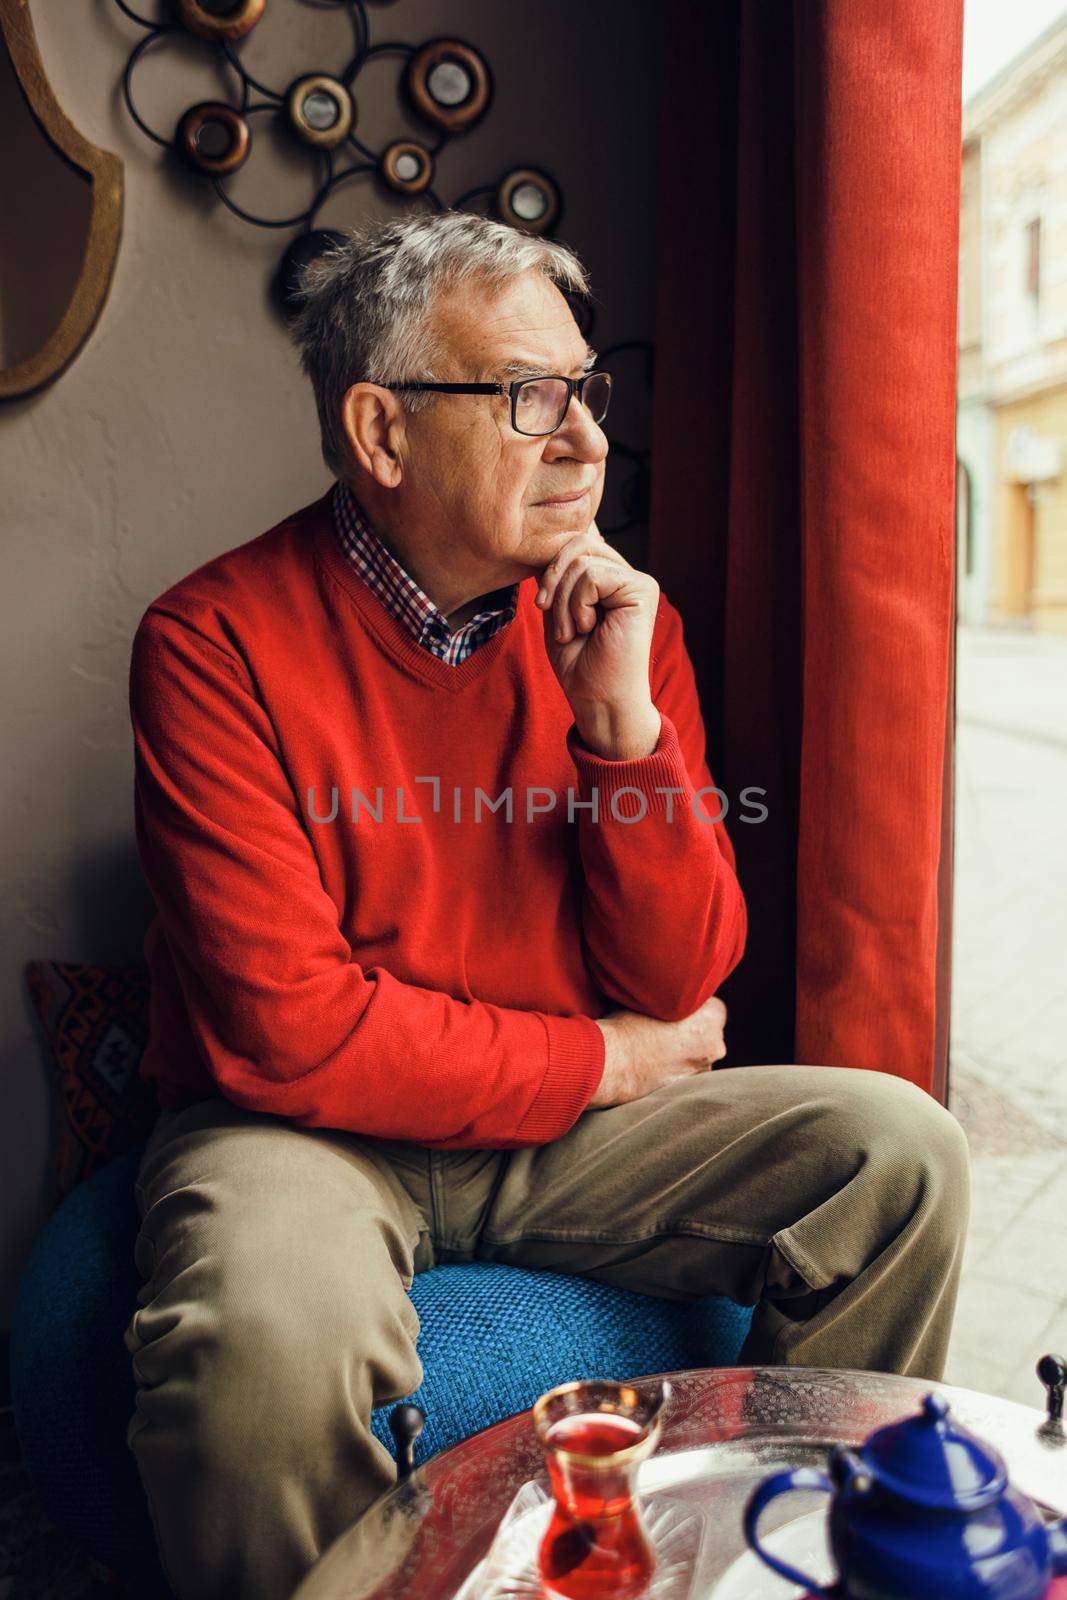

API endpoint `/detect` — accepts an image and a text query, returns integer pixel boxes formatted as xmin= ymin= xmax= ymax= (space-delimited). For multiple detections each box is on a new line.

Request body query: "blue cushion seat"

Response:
xmin=10 ymin=1142 xmax=754 ymax=1593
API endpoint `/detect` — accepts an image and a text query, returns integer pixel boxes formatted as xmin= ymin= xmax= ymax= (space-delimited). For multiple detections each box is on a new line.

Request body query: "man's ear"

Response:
xmin=341 ymin=384 xmax=406 ymax=488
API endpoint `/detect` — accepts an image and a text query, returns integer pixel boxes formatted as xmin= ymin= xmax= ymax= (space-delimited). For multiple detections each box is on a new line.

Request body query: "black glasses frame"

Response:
xmin=384 ymin=371 xmax=613 ymax=437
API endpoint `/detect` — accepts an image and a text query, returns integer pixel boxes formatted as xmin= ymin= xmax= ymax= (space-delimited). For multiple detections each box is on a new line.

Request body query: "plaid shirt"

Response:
xmin=331 ymin=480 xmax=519 ymax=666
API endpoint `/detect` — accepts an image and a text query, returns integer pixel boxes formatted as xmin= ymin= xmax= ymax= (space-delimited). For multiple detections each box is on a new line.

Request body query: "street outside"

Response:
xmin=943 ymin=623 xmax=1067 ymax=1405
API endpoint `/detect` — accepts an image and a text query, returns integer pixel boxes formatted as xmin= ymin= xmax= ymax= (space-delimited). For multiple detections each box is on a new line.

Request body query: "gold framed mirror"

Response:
xmin=0 ymin=0 xmax=123 ymax=400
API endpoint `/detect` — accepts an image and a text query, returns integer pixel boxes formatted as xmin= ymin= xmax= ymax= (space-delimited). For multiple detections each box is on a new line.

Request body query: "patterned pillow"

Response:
xmin=25 ymin=961 xmax=160 ymax=1202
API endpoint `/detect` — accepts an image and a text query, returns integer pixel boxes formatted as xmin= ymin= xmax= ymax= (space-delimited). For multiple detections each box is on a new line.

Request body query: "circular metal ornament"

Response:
xmin=176 ymin=101 xmax=251 ymax=175
xmin=405 ymin=39 xmax=491 ymax=133
xmin=380 ymin=140 xmax=433 ymax=196
xmin=173 ymin=0 xmax=264 ymax=44
xmin=495 ymin=167 xmax=561 ymax=235
xmin=285 ymin=74 xmax=355 ymax=149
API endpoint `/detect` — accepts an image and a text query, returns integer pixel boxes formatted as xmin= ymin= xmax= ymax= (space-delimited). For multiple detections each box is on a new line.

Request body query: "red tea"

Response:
xmin=539 ymin=1411 xmax=656 ymax=1599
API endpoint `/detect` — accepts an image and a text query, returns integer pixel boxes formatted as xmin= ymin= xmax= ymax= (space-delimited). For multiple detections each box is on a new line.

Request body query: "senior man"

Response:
xmin=125 ymin=210 xmax=970 ymax=1600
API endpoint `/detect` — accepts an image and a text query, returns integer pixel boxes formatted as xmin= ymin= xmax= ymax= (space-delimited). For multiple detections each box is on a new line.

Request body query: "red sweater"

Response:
xmin=129 ymin=487 xmax=747 ymax=1148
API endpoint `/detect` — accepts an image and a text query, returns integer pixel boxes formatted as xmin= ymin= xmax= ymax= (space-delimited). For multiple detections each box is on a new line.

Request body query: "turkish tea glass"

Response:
xmin=532 ymin=1378 xmax=672 ymax=1600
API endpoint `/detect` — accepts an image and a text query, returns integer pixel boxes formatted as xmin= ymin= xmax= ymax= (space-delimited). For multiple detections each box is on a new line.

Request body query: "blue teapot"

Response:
xmin=743 ymin=1390 xmax=1067 ymax=1599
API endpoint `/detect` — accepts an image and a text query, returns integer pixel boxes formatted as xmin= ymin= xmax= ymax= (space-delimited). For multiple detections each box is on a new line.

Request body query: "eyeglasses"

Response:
xmin=384 ymin=370 xmax=613 ymax=437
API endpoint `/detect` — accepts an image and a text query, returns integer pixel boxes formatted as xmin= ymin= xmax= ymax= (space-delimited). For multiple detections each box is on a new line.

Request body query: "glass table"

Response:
xmin=293 ymin=1362 xmax=1067 ymax=1599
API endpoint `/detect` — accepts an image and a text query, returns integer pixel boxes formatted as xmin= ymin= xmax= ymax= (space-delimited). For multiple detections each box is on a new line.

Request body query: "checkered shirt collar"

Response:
xmin=331 ymin=480 xmax=518 ymax=667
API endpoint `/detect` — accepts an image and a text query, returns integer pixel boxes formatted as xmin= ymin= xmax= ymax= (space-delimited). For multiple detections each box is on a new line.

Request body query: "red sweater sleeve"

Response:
xmin=565 ymin=594 xmax=748 ymax=1021
xmin=130 ymin=607 xmax=604 ymax=1147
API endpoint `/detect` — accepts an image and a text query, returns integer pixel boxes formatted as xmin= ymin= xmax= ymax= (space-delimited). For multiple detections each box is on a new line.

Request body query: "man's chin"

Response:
xmin=514 ymin=510 xmax=594 ymax=571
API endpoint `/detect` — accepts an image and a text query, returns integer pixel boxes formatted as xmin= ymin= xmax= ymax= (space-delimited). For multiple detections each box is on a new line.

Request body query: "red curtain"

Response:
xmin=649 ymin=0 xmax=963 ymax=1100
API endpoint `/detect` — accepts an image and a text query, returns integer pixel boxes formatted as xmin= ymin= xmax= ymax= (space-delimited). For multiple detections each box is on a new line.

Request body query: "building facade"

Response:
xmin=958 ymin=14 xmax=1067 ymax=632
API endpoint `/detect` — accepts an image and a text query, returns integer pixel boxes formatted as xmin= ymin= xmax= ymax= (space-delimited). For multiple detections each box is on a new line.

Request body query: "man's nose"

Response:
xmin=544 ymin=395 xmax=609 ymax=461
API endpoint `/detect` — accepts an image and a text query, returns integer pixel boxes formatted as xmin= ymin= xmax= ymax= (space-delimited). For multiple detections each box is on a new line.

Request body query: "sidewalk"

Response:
xmin=942 ymin=624 xmax=1067 ymax=1407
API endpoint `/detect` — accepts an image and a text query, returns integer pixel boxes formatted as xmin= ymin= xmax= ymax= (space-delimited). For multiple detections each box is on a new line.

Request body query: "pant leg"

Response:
xmin=473 ymin=1064 xmax=971 ymax=1381
xmin=124 ymin=1096 xmax=432 ymax=1600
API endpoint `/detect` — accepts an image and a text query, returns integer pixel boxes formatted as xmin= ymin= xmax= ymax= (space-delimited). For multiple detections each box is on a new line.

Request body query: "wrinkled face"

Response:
xmin=399 ymin=268 xmax=609 ymax=581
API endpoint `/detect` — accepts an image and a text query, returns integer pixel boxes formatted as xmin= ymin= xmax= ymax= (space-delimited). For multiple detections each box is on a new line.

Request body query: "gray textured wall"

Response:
xmin=0 ymin=0 xmax=659 ymax=1322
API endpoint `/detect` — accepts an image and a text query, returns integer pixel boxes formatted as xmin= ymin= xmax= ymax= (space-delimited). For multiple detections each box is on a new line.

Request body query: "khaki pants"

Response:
xmin=124 ymin=1064 xmax=970 ymax=1600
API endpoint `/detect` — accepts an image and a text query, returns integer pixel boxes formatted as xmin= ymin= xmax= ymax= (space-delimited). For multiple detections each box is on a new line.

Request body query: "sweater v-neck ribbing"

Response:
xmin=311 ymin=489 xmax=529 ymax=694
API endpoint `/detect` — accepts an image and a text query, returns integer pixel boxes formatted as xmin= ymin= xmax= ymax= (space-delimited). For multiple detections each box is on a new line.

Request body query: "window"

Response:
xmin=1023 ymin=216 xmax=1041 ymax=304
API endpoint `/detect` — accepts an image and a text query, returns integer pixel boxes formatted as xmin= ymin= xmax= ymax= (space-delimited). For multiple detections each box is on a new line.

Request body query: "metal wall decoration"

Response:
xmin=110 ymin=0 xmax=651 ymax=545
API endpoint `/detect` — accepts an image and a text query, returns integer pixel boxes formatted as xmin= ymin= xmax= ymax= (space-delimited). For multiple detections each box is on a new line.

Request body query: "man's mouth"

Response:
xmin=536 ymin=489 xmax=589 ymax=506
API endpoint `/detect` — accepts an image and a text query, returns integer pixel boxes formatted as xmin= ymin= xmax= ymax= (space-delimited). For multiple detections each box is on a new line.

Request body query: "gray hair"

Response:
xmin=286 ymin=210 xmax=593 ymax=478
